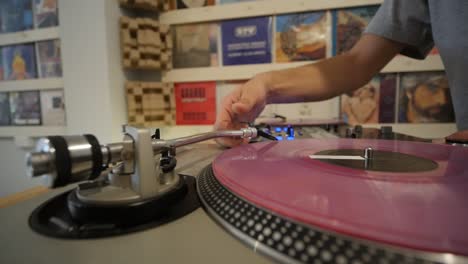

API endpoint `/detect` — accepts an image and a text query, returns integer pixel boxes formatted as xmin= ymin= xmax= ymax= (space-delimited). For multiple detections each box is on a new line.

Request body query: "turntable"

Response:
xmin=1 ymin=124 xmax=467 ymax=264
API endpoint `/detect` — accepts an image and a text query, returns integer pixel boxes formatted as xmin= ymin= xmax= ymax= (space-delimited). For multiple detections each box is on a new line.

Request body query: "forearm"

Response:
xmin=262 ymin=34 xmax=403 ymax=104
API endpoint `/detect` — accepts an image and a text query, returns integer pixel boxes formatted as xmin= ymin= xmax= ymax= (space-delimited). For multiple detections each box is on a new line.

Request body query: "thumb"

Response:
xmin=232 ymin=88 xmax=259 ymax=115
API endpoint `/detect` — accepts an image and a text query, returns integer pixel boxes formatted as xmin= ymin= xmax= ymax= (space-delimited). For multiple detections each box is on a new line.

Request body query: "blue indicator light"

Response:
xmin=283 ymin=127 xmax=288 ymax=132
xmin=275 ymin=127 xmax=282 ymax=132
xmin=287 ymin=136 xmax=295 ymax=141
xmin=275 ymin=136 xmax=283 ymax=141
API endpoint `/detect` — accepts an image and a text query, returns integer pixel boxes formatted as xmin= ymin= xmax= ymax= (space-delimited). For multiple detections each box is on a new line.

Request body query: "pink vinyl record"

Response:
xmin=212 ymin=139 xmax=468 ymax=256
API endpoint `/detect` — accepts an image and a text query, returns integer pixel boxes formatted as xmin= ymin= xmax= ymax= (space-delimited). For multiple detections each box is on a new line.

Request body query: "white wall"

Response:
xmin=60 ymin=0 xmax=126 ymax=143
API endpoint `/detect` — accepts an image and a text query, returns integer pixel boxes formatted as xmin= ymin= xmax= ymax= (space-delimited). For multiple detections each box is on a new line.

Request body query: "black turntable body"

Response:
xmin=1 ymin=124 xmax=467 ymax=264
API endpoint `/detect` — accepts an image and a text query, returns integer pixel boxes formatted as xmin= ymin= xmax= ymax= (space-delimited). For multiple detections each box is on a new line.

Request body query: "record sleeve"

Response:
xmin=398 ymin=72 xmax=455 ymax=123
xmin=2 ymin=44 xmax=37 ymax=80
xmin=341 ymin=76 xmax=380 ymax=125
xmin=0 ymin=0 xmax=33 ymax=33
xmin=9 ymin=90 xmax=41 ymax=125
xmin=175 ymin=82 xmax=216 ymax=125
xmin=176 ymin=0 xmax=214 ymax=9
xmin=333 ymin=5 xmax=379 ymax=55
xmin=36 ymin=39 xmax=62 ymax=78
xmin=0 ymin=92 xmax=11 ymax=126
xmin=275 ymin=12 xmax=327 ymax=62
xmin=173 ymin=23 xmax=218 ymax=68
xmin=40 ymin=89 xmax=65 ymax=126
xmin=34 ymin=0 xmax=59 ymax=28
xmin=378 ymin=73 xmax=397 ymax=123
xmin=221 ymin=16 xmax=272 ymax=65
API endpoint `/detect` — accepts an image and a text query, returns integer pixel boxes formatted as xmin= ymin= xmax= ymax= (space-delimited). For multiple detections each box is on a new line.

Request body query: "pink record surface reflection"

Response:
xmin=212 ymin=139 xmax=468 ymax=256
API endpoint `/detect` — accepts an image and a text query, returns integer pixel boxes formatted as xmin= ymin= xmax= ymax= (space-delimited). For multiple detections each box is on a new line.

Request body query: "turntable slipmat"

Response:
xmin=197 ymin=139 xmax=468 ymax=263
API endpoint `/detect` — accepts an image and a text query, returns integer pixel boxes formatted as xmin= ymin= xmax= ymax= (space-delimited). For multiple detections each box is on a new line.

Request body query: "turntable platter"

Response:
xmin=203 ymin=139 xmax=468 ymax=259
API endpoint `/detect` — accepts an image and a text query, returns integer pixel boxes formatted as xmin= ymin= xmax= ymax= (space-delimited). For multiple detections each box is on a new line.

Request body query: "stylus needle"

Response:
xmin=257 ymin=130 xmax=278 ymax=141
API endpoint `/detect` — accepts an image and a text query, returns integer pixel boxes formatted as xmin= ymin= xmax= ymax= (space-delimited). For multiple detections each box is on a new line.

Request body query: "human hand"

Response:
xmin=214 ymin=74 xmax=270 ymax=147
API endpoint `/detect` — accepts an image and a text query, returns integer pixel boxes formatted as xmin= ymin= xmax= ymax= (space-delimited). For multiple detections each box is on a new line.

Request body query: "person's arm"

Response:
xmin=215 ymin=34 xmax=404 ymax=146
xmin=265 ymin=34 xmax=403 ymax=103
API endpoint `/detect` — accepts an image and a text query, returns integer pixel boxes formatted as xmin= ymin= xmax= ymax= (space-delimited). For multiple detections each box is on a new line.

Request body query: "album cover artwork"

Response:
xmin=341 ymin=76 xmax=380 ymax=125
xmin=333 ymin=5 xmax=379 ymax=55
xmin=221 ymin=16 xmax=272 ymax=65
xmin=0 ymin=92 xmax=11 ymax=126
xmin=9 ymin=90 xmax=41 ymax=125
xmin=36 ymin=39 xmax=62 ymax=78
xmin=275 ymin=12 xmax=327 ymax=63
xmin=378 ymin=73 xmax=397 ymax=123
xmin=0 ymin=0 xmax=33 ymax=33
xmin=34 ymin=0 xmax=59 ymax=28
xmin=175 ymin=82 xmax=216 ymax=125
xmin=398 ymin=72 xmax=454 ymax=123
xmin=40 ymin=89 xmax=65 ymax=125
xmin=2 ymin=44 xmax=37 ymax=80
xmin=176 ymin=0 xmax=214 ymax=9
xmin=173 ymin=23 xmax=218 ymax=68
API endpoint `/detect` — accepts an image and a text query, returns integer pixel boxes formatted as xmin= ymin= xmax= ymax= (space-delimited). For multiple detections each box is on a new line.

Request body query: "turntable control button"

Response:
xmin=345 ymin=127 xmax=355 ymax=138
xmin=381 ymin=126 xmax=393 ymax=135
xmin=287 ymin=126 xmax=294 ymax=137
xmin=354 ymin=125 xmax=363 ymax=134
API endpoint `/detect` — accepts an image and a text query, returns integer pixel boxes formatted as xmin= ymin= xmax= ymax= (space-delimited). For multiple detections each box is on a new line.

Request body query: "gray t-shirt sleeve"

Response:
xmin=364 ymin=0 xmax=434 ymax=59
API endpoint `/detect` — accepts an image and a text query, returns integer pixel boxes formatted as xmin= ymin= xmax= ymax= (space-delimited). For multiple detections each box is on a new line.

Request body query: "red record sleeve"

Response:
xmin=175 ymin=82 xmax=216 ymax=125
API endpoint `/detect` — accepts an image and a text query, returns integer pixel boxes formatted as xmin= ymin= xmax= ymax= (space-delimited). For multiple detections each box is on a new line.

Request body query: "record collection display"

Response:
xmin=0 ymin=0 xmax=62 ymax=128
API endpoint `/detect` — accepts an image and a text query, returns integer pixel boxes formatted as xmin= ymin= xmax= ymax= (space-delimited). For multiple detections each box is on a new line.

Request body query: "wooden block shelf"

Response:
xmin=126 ymin=81 xmax=176 ymax=127
xmin=119 ymin=0 xmax=172 ymax=12
xmin=120 ymin=16 xmax=173 ymax=70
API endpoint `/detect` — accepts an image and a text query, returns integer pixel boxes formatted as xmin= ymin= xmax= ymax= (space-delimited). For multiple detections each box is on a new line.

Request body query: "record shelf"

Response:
xmin=0 ymin=27 xmax=59 ymax=47
xmin=0 ymin=26 xmax=63 ymax=138
xmin=163 ymin=55 xmax=444 ymax=83
xmin=158 ymin=0 xmax=452 ymax=138
xmin=159 ymin=0 xmax=384 ymax=25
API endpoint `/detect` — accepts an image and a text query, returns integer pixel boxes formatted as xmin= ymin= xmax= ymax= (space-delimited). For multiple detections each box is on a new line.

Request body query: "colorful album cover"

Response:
xmin=275 ymin=12 xmax=327 ymax=63
xmin=173 ymin=23 xmax=218 ymax=68
xmin=175 ymin=82 xmax=216 ymax=125
xmin=2 ymin=44 xmax=37 ymax=80
xmin=341 ymin=76 xmax=381 ymax=125
xmin=9 ymin=90 xmax=41 ymax=125
xmin=176 ymin=0 xmax=214 ymax=9
xmin=221 ymin=16 xmax=272 ymax=65
xmin=0 ymin=92 xmax=11 ymax=126
xmin=36 ymin=39 xmax=62 ymax=78
xmin=398 ymin=72 xmax=454 ymax=123
xmin=40 ymin=89 xmax=65 ymax=125
xmin=333 ymin=5 xmax=379 ymax=55
xmin=34 ymin=0 xmax=59 ymax=28
xmin=378 ymin=73 xmax=397 ymax=123
xmin=0 ymin=0 xmax=34 ymax=33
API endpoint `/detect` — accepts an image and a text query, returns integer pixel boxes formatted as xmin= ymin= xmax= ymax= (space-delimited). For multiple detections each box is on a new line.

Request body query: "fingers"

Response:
xmin=232 ymin=79 xmax=266 ymax=115
xmin=213 ymin=76 xmax=268 ymax=147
